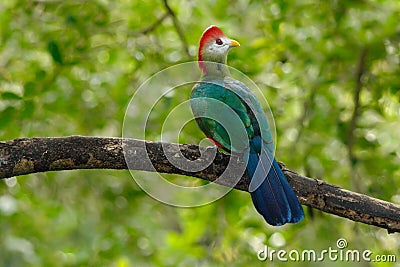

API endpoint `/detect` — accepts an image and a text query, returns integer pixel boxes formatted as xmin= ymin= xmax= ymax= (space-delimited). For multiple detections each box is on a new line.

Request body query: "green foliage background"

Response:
xmin=1 ymin=0 xmax=400 ymax=266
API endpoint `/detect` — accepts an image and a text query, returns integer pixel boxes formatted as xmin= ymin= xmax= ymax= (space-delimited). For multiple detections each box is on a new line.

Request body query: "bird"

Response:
xmin=190 ymin=25 xmax=304 ymax=226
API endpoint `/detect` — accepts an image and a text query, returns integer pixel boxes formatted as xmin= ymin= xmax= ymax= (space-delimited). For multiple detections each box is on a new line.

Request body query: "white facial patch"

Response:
xmin=206 ymin=37 xmax=231 ymax=55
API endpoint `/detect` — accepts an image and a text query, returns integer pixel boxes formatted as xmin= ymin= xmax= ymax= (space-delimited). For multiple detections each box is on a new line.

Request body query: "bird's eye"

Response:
xmin=215 ymin=38 xmax=223 ymax=45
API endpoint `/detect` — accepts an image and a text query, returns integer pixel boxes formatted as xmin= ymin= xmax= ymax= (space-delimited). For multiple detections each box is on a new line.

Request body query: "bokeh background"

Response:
xmin=1 ymin=0 xmax=400 ymax=266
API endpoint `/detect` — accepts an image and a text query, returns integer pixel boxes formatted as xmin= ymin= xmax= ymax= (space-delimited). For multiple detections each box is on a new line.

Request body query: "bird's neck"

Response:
xmin=199 ymin=52 xmax=230 ymax=77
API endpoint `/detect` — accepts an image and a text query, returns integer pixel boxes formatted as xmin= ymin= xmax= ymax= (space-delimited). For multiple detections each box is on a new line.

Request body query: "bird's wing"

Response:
xmin=223 ymin=77 xmax=275 ymax=154
xmin=191 ymin=80 xmax=254 ymax=152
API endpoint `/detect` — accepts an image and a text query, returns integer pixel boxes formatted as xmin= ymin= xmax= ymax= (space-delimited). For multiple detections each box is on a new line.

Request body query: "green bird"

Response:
xmin=190 ymin=25 xmax=304 ymax=226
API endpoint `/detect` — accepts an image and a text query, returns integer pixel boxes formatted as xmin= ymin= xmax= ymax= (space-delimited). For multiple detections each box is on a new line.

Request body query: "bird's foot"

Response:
xmin=203 ymin=145 xmax=219 ymax=155
xmin=199 ymin=145 xmax=218 ymax=154
xmin=277 ymin=161 xmax=287 ymax=170
xmin=205 ymin=145 xmax=218 ymax=152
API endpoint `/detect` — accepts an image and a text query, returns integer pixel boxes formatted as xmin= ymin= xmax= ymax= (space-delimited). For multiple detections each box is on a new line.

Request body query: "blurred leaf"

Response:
xmin=0 ymin=106 xmax=16 ymax=128
xmin=47 ymin=40 xmax=63 ymax=64
xmin=1 ymin=92 xmax=22 ymax=101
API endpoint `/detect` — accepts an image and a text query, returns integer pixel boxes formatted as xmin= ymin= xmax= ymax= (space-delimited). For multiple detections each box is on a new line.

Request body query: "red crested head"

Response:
xmin=199 ymin=25 xmax=226 ymax=55
xmin=197 ymin=26 xmax=240 ymax=74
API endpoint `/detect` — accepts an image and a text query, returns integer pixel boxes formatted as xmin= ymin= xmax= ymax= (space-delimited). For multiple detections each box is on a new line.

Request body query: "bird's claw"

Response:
xmin=277 ymin=161 xmax=287 ymax=170
xmin=205 ymin=145 xmax=218 ymax=152
xmin=198 ymin=145 xmax=218 ymax=156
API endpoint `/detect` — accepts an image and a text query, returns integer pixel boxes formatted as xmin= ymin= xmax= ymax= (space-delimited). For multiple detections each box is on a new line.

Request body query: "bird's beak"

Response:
xmin=230 ymin=39 xmax=240 ymax=47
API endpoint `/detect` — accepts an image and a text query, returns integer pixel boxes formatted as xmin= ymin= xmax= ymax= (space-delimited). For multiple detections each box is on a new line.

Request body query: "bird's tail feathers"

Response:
xmin=247 ymin=149 xmax=304 ymax=225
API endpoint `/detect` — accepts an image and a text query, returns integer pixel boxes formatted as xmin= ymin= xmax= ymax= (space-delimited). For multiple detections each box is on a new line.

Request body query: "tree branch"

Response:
xmin=347 ymin=48 xmax=368 ymax=191
xmin=132 ymin=12 xmax=170 ymax=36
xmin=1 ymin=136 xmax=399 ymax=233
xmin=162 ymin=0 xmax=192 ymax=59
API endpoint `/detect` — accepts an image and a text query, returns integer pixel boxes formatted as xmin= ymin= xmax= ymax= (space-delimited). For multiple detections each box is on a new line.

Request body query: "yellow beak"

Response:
xmin=230 ymin=39 xmax=240 ymax=47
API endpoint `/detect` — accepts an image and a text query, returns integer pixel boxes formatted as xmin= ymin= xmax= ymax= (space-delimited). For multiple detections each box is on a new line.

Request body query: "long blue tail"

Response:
xmin=247 ymin=147 xmax=304 ymax=226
